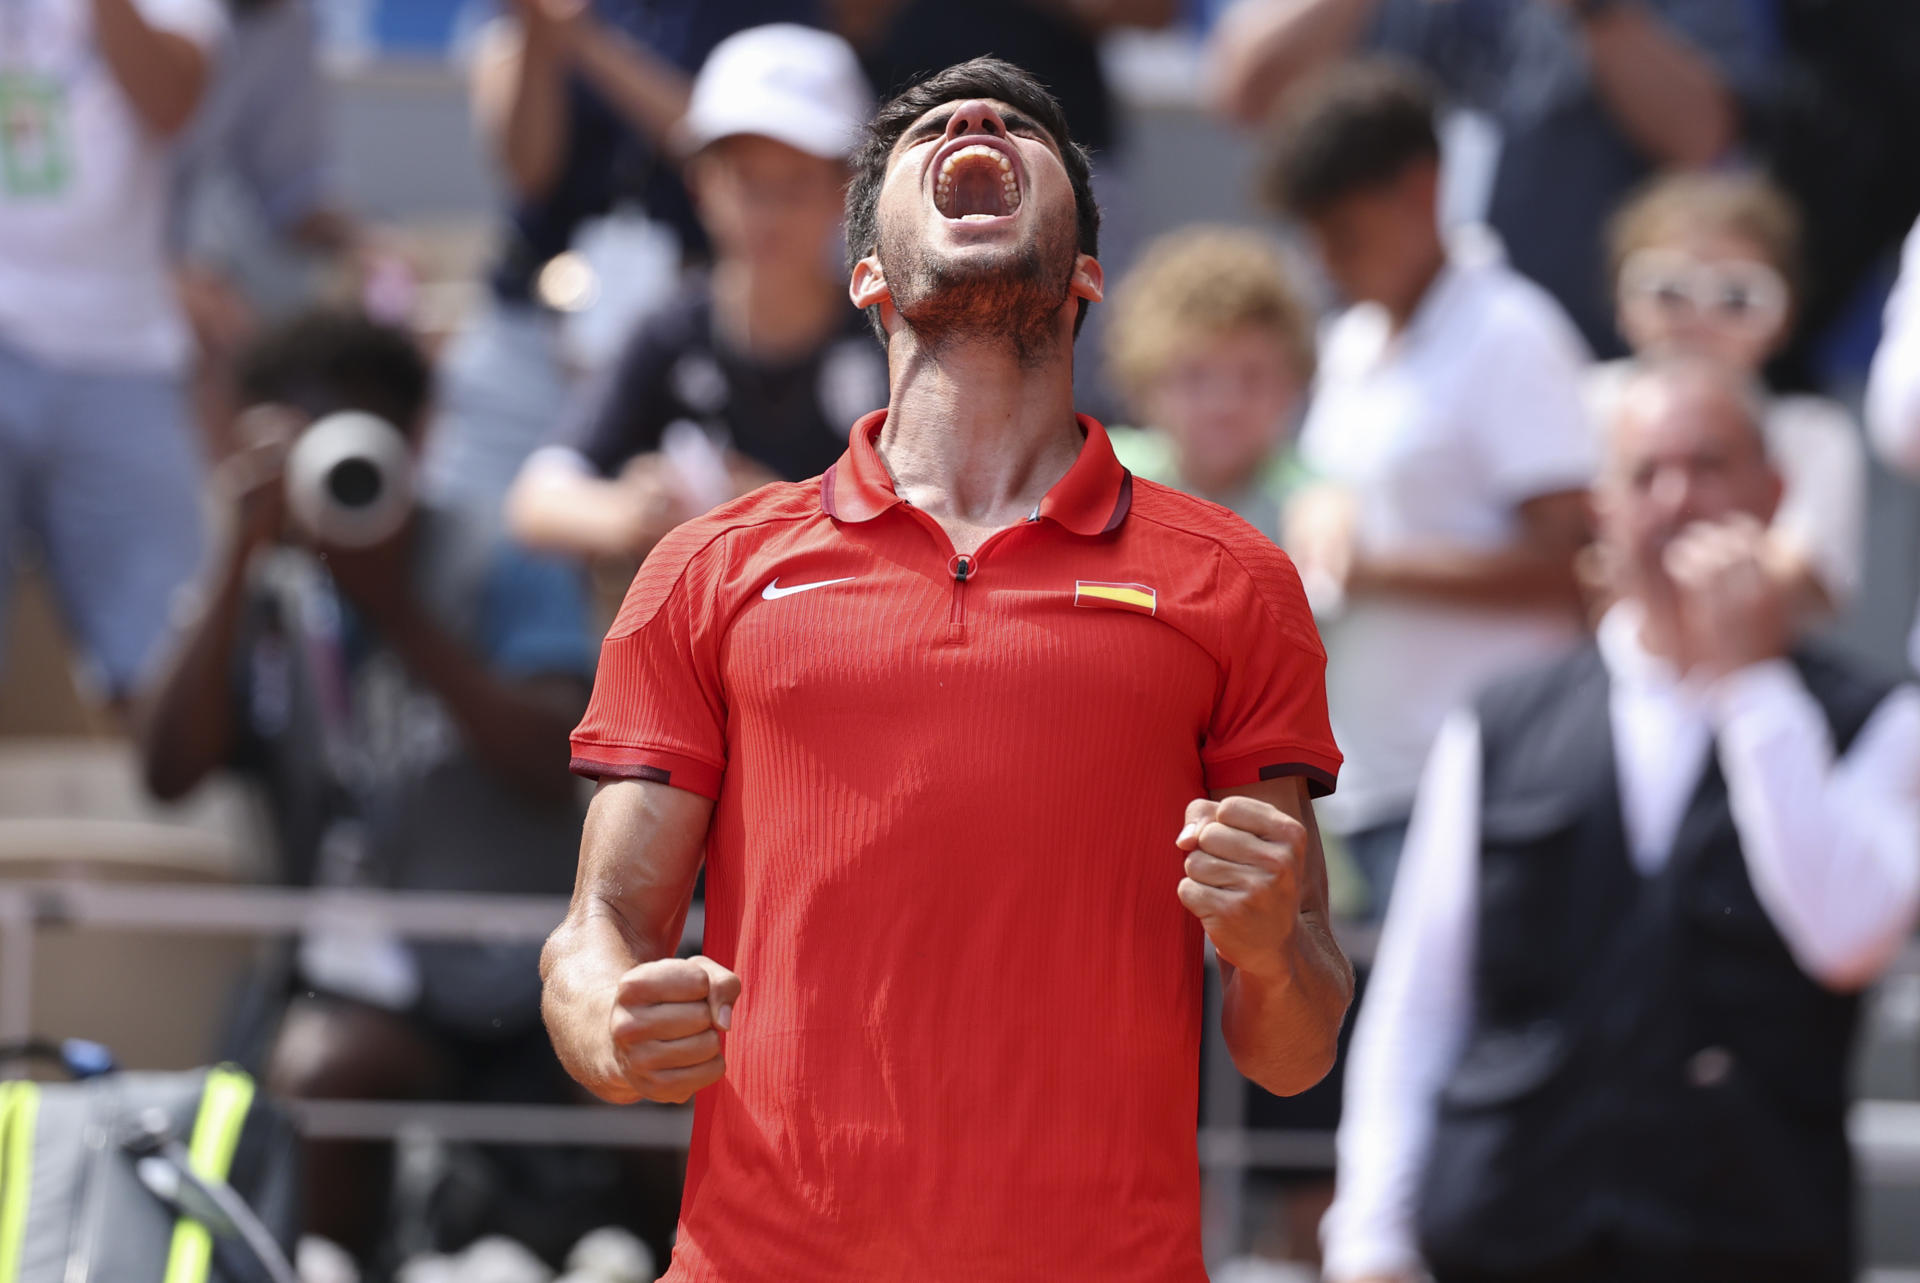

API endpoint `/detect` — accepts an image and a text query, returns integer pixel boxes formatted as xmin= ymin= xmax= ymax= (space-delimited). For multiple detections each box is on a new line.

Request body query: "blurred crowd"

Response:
xmin=4 ymin=0 xmax=1920 ymax=1278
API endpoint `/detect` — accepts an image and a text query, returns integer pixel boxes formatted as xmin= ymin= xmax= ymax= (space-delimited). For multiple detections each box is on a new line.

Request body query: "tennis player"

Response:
xmin=541 ymin=57 xmax=1350 ymax=1282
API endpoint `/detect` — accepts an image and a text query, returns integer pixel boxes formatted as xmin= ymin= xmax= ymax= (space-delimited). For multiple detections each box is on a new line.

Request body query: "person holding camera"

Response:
xmin=136 ymin=310 xmax=604 ymax=1263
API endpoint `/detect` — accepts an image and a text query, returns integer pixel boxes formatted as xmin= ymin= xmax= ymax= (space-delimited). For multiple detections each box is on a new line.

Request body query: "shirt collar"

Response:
xmin=1597 ymin=599 xmax=1694 ymax=697
xmin=821 ymin=409 xmax=1133 ymax=536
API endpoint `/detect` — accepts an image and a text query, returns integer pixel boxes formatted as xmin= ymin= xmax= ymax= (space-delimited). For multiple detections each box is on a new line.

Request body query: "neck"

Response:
xmin=711 ymin=257 xmax=842 ymax=359
xmin=876 ymin=328 xmax=1084 ymax=526
xmin=1383 ymin=240 xmax=1449 ymax=332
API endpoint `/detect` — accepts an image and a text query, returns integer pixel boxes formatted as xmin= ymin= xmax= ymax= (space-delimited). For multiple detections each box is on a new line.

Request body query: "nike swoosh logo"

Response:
xmin=762 ymin=576 xmax=856 ymax=600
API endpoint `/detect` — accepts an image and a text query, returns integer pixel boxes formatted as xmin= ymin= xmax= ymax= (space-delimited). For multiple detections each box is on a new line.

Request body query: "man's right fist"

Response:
xmin=609 ymin=955 xmax=740 ymax=1104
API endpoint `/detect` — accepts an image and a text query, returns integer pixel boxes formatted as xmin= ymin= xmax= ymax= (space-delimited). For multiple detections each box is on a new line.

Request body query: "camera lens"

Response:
xmin=326 ymin=458 xmax=383 ymax=509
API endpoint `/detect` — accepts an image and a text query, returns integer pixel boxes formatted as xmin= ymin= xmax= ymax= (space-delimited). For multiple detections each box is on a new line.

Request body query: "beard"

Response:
xmin=877 ymin=210 xmax=1079 ymax=365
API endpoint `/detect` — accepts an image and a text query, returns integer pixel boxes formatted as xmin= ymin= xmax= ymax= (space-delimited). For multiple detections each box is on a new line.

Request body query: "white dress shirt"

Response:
xmin=1867 ymin=215 xmax=1920 ymax=482
xmin=1301 ymin=233 xmax=1596 ymax=834
xmin=1321 ymin=604 xmax=1920 ymax=1281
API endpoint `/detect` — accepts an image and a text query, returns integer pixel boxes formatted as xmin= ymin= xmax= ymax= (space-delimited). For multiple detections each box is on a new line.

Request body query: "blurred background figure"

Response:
xmin=1208 ymin=0 xmax=1768 ymax=358
xmin=1752 ymin=0 xmax=1920 ymax=393
xmin=1867 ymin=215 xmax=1920 ymax=674
xmin=1103 ymin=225 xmax=1316 ymax=545
xmin=423 ymin=0 xmax=827 ymax=523
xmin=0 ymin=0 xmax=225 ymax=710
xmin=1322 ymin=356 xmax=1920 ymax=1283
xmin=1589 ymin=172 xmax=1866 ymax=620
xmin=134 ymin=311 xmax=617 ymax=1271
xmin=169 ymin=0 xmax=365 ymax=459
xmin=1266 ymin=62 xmax=1593 ymax=919
xmin=506 ymin=24 xmax=881 ymax=569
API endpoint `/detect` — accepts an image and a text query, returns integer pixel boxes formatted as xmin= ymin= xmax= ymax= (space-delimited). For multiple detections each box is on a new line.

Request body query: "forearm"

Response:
xmin=508 ymin=468 xmax=649 ymax=561
xmin=381 ymin=604 xmax=582 ymax=803
xmin=541 ymin=902 xmax=665 ymax=1103
xmin=1221 ymin=913 xmax=1352 ymax=1097
xmin=91 ymin=0 xmax=210 ymax=137
xmin=1580 ymin=3 xmax=1737 ymax=166
xmin=1352 ymin=545 xmax=1581 ymax=612
xmin=1210 ymin=0 xmax=1379 ymax=124
xmin=568 ymin=26 xmax=692 ymax=149
xmin=487 ymin=19 xmax=571 ymax=200
xmin=137 ymin=535 xmax=252 ymax=800
xmin=1717 ymin=669 xmax=1920 ymax=989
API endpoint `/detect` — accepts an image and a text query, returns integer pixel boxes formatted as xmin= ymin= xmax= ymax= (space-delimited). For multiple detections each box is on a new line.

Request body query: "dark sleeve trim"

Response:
xmin=1204 ymin=744 xmax=1342 ymax=798
xmin=568 ymin=741 xmax=723 ymax=800
xmin=1258 ymin=761 xmax=1339 ymax=799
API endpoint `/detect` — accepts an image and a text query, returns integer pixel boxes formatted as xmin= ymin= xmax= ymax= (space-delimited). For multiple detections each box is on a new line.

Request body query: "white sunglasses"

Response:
xmin=1619 ymin=248 xmax=1788 ymax=335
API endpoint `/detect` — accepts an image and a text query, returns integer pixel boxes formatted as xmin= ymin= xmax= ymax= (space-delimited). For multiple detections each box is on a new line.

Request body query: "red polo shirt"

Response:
xmin=572 ymin=413 xmax=1340 ymax=1282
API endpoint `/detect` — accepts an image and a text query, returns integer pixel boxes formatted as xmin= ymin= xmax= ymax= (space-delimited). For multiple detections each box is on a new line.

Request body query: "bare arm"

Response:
xmin=567 ymin=26 xmax=693 ymax=149
xmin=138 ymin=439 xmax=286 ymax=801
xmin=1178 ymin=777 xmax=1354 ymax=1097
xmin=1575 ymin=3 xmax=1738 ymax=166
xmin=91 ymin=0 xmax=212 ymax=137
xmin=541 ymin=779 xmax=733 ymax=1104
xmin=507 ymin=454 xmax=687 ymax=564
xmin=1207 ymin=0 xmax=1380 ymax=124
xmin=471 ymin=10 xmax=572 ymax=200
xmin=1350 ymin=489 xmax=1590 ymax=613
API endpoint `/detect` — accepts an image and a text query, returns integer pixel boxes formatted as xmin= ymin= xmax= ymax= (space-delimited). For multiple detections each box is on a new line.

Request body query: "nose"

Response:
xmin=943 ymin=100 xmax=1008 ymax=144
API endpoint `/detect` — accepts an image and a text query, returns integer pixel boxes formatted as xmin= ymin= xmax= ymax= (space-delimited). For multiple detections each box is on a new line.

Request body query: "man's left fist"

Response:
xmin=1175 ymin=796 xmax=1305 ymax=980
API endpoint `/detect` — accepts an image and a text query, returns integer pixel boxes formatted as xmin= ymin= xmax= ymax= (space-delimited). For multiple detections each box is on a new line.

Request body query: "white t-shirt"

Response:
xmin=1300 ymin=243 xmax=1596 ymax=834
xmin=0 ymin=0 xmax=225 ymax=373
xmin=1586 ymin=361 xmax=1867 ymax=609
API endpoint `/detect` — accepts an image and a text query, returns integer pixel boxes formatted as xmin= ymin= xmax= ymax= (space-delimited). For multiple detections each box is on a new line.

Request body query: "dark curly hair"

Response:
xmin=844 ymin=57 xmax=1100 ymax=343
xmin=236 ymin=309 xmax=433 ymax=440
xmin=1263 ymin=59 xmax=1440 ymax=218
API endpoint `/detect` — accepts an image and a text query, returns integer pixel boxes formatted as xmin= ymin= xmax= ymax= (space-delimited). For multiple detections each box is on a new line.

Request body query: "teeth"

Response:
xmin=934 ymin=143 xmax=1022 ymax=219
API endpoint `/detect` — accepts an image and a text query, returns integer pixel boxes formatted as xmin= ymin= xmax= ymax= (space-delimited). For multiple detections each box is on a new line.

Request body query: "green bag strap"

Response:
xmin=161 ymin=1066 xmax=257 ymax=1283
xmin=0 ymin=1080 xmax=40 ymax=1283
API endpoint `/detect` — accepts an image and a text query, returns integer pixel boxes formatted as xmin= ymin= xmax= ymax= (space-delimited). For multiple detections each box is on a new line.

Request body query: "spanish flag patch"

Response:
xmin=1074 ymin=581 xmax=1157 ymax=616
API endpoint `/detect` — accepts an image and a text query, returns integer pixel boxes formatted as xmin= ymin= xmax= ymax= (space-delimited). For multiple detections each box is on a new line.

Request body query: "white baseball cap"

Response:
xmin=678 ymin=24 xmax=873 ymax=161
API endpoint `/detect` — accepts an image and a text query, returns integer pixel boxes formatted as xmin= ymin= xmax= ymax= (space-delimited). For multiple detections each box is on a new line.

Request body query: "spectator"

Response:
xmin=1868 ymin=215 xmax=1920 ymax=480
xmin=423 ymin=0 xmax=824 ymax=517
xmin=136 ymin=311 xmax=598 ymax=1264
xmin=1589 ymin=172 xmax=1867 ymax=615
xmin=0 ymin=0 xmax=225 ymax=707
xmin=1865 ymin=214 xmax=1920 ymax=669
xmin=1269 ymin=63 xmax=1594 ymax=915
xmin=1752 ymin=0 xmax=1920 ymax=391
xmin=1210 ymin=0 xmax=1768 ymax=357
xmin=849 ymin=0 xmax=1179 ymax=162
xmin=1321 ymin=356 xmax=1920 ymax=1283
xmin=170 ymin=0 xmax=361 ymax=458
xmin=506 ymin=24 xmax=882 ymax=565
xmin=1104 ymin=226 xmax=1316 ymax=545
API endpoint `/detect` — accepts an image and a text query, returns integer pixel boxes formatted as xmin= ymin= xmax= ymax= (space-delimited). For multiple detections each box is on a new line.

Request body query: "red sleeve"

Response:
xmin=570 ymin=522 xmax=731 ymax=799
xmin=1202 ymin=537 xmax=1342 ymax=797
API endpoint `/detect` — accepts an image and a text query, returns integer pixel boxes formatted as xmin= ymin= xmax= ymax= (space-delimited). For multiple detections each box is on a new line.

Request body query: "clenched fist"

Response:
xmin=609 ymin=955 xmax=740 ymax=1104
xmin=1175 ymin=796 xmax=1307 ymax=981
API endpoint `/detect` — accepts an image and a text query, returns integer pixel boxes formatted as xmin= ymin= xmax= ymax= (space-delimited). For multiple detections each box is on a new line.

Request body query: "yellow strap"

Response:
xmin=0 ymin=1081 xmax=40 ymax=1283
xmin=161 ymin=1067 xmax=257 ymax=1283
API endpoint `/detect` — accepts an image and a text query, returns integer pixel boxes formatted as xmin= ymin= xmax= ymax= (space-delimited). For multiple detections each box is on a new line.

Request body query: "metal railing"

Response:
xmin=2 ymin=879 xmax=1916 ymax=1269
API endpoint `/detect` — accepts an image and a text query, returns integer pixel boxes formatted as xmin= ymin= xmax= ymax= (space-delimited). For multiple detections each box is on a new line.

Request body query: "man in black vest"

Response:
xmin=1320 ymin=355 xmax=1920 ymax=1283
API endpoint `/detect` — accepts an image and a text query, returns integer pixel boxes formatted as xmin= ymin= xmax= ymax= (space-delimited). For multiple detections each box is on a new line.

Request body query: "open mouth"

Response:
xmin=934 ymin=143 xmax=1022 ymax=221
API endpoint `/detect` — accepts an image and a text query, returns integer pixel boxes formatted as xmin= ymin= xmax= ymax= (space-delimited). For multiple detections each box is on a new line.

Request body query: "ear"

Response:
xmin=850 ymin=254 xmax=890 ymax=312
xmin=1069 ymin=253 xmax=1104 ymax=305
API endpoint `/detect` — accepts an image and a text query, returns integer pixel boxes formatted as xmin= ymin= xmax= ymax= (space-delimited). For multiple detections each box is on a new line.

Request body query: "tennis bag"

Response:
xmin=0 ymin=1064 xmax=300 ymax=1283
